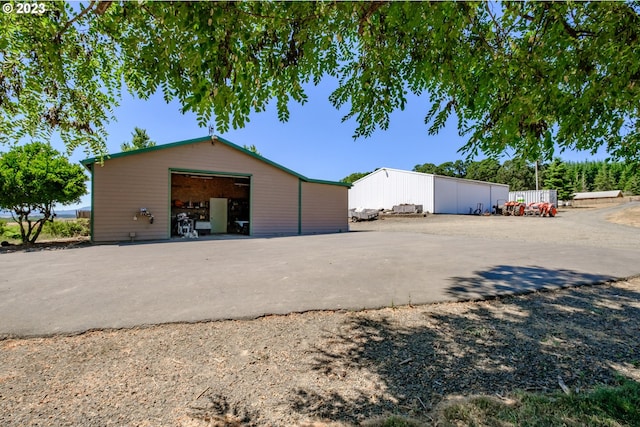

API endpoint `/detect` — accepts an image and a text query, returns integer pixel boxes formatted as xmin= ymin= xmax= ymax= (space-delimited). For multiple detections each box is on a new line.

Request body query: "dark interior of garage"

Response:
xmin=170 ymin=173 xmax=250 ymax=237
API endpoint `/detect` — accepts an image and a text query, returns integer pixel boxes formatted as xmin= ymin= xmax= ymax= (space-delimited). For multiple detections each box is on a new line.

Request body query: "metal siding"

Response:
xmin=301 ymin=182 xmax=349 ymax=234
xmin=92 ymin=141 xmax=300 ymax=242
xmin=425 ymin=174 xmax=435 ymax=213
xmin=433 ymin=177 xmax=458 ymax=213
xmin=457 ymin=181 xmax=490 ymax=214
xmin=348 ymin=169 xmax=386 ymax=210
xmin=508 ymin=190 xmax=558 ymax=205
xmin=434 ymin=176 xmax=509 ymax=214
xmin=92 ymin=157 xmax=168 ymax=242
xmin=492 ymin=185 xmax=510 ymax=209
xmin=348 ymin=168 xmax=434 ymax=212
xmin=350 ymin=169 xmax=507 ymax=215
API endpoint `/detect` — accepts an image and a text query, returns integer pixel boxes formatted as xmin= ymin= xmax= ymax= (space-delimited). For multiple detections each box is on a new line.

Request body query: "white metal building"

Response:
xmin=349 ymin=167 xmax=509 ymax=214
xmin=508 ymin=189 xmax=558 ymax=206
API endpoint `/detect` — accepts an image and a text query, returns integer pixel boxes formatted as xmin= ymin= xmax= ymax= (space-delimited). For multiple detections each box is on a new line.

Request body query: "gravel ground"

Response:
xmin=350 ymin=202 xmax=640 ymax=251
xmin=1 ymin=203 xmax=639 ymax=426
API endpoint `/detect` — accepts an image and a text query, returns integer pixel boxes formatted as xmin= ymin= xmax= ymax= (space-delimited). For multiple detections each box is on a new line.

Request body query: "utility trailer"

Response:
xmin=349 ymin=208 xmax=379 ymax=222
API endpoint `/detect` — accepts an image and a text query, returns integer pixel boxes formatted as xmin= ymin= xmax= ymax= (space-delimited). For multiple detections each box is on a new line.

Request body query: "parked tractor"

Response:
xmin=503 ymin=201 xmax=526 ymax=216
xmin=502 ymin=201 xmax=557 ymax=217
xmin=528 ymin=202 xmax=557 ymax=217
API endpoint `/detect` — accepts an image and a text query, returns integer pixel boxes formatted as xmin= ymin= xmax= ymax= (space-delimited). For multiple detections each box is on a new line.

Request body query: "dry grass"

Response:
xmin=607 ymin=205 xmax=640 ymax=228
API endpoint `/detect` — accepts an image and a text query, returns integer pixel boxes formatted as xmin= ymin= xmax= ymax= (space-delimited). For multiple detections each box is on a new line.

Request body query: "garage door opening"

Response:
xmin=170 ymin=172 xmax=250 ymax=237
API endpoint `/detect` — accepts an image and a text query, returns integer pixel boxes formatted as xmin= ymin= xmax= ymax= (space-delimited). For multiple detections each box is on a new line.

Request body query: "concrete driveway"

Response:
xmin=2 ymin=205 xmax=639 ymax=337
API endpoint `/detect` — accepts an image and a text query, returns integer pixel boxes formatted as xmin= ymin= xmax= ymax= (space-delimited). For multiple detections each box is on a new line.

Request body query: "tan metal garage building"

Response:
xmin=81 ymin=135 xmax=349 ymax=242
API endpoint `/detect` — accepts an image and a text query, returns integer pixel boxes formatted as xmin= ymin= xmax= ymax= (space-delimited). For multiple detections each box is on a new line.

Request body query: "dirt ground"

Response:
xmin=350 ymin=202 xmax=640 ymax=251
xmin=0 ymin=236 xmax=91 ymax=254
xmin=1 ymin=203 xmax=639 ymax=426
xmin=606 ymin=204 xmax=640 ymax=227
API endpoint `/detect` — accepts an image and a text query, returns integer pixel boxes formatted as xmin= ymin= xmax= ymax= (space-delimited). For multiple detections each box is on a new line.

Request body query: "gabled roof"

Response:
xmin=353 ymin=167 xmax=508 ymax=187
xmin=573 ymin=190 xmax=623 ymax=200
xmin=81 ymin=135 xmax=350 ymax=187
xmin=352 ymin=167 xmax=433 ymax=183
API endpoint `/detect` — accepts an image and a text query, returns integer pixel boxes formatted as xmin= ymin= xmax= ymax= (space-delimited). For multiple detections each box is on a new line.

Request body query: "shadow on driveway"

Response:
xmin=446 ymin=265 xmax=615 ymax=301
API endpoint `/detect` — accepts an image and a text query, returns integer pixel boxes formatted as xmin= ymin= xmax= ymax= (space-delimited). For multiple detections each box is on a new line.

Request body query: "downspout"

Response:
xmin=490 ymin=185 xmax=492 ymax=215
xmin=89 ymin=164 xmax=95 ymax=243
xmin=249 ymin=176 xmax=253 ymax=236
xmin=298 ymin=179 xmax=302 ymax=235
xmin=167 ymin=170 xmax=172 ymax=238
xmin=432 ymin=176 xmax=436 ymax=214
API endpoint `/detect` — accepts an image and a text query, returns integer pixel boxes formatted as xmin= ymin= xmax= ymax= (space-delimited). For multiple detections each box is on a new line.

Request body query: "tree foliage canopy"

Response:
xmin=2 ymin=1 xmax=640 ymax=163
xmin=340 ymin=171 xmax=372 ymax=184
xmin=414 ymin=161 xmax=468 ymax=178
xmin=0 ymin=142 xmax=87 ymax=244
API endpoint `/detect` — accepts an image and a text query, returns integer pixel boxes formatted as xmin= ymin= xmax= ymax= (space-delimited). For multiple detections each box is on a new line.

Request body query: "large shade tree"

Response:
xmin=1 ymin=1 xmax=639 ymax=163
xmin=0 ymin=142 xmax=87 ymax=244
xmin=495 ymin=159 xmax=537 ymax=191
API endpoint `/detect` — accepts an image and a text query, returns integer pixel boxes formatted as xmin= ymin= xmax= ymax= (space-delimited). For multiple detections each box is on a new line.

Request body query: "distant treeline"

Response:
xmin=341 ymin=159 xmax=640 ymax=200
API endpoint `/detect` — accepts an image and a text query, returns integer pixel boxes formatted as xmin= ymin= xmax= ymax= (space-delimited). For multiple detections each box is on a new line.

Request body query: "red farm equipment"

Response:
xmin=502 ymin=201 xmax=557 ymax=217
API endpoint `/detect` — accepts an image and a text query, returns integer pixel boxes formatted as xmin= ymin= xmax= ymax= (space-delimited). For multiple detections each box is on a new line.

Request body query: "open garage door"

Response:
xmin=170 ymin=172 xmax=250 ymax=237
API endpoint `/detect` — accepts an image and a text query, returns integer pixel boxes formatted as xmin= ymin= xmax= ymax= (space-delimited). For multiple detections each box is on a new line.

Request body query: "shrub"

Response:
xmin=42 ymin=219 xmax=90 ymax=238
xmin=0 ymin=219 xmax=22 ymax=240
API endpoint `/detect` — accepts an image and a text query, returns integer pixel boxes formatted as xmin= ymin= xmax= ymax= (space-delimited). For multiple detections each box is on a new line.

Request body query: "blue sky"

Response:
xmin=55 ymin=78 xmax=603 ymax=209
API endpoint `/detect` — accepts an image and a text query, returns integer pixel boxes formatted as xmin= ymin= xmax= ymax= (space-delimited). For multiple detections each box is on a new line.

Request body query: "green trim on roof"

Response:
xmin=80 ymin=135 xmax=212 ymax=166
xmin=304 ymin=178 xmax=351 ymax=187
xmin=214 ymin=136 xmax=307 ymax=180
xmin=81 ymin=135 xmax=350 ymax=188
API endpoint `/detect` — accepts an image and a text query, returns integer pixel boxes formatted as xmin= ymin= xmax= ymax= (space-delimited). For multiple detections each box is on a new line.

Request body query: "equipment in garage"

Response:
xmin=175 ymin=212 xmax=198 ymax=238
xmin=170 ymin=173 xmax=250 ymax=237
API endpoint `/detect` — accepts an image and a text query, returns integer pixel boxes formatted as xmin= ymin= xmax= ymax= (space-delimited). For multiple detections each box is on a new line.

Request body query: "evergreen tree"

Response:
xmin=593 ymin=163 xmax=616 ymax=191
xmin=543 ymin=158 xmax=573 ymax=200
xmin=585 ymin=161 xmax=601 ymax=190
xmin=622 ymin=164 xmax=640 ymax=195
xmin=121 ymin=128 xmax=156 ymax=152
xmin=624 ymin=175 xmax=640 ymax=195
xmin=576 ymin=170 xmax=589 ymax=192
xmin=242 ymin=144 xmax=261 ymax=156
